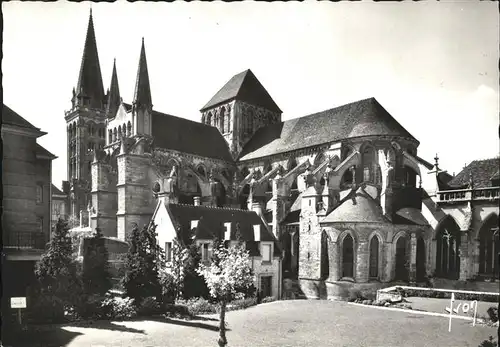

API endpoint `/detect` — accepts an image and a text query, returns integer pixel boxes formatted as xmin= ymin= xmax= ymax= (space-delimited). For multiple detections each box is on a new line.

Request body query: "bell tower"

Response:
xmin=64 ymin=9 xmax=107 ymax=221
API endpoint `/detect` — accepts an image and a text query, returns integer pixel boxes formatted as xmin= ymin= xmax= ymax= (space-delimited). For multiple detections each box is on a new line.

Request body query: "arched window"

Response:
xmin=108 ymin=129 xmax=112 ymax=143
xmin=416 ymin=236 xmax=426 ymax=282
xmin=113 ymin=128 xmax=117 ymax=142
xmin=478 ymin=214 xmax=499 ymax=279
xmin=362 ymin=145 xmax=377 ymax=183
xmin=369 ymin=236 xmax=380 ymax=279
xmin=127 ymin=121 xmax=132 ymax=137
xmin=122 ymin=123 xmax=126 ymax=137
xmin=403 ymin=166 xmax=417 ymax=187
xmin=118 ymin=125 xmax=122 ymax=139
xmin=197 ymin=166 xmax=206 ymax=177
xmin=395 ymin=235 xmax=408 ymax=281
xmin=207 ymin=112 xmax=212 ymax=126
xmin=342 ymin=234 xmax=354 ymax=278
xmin=435 ymin=216 xmax=461 ymax=279
xmin=220 ymin=107 xmax=226 ymax=133
xmin=225 ymin=106 xmax=230 ymax=133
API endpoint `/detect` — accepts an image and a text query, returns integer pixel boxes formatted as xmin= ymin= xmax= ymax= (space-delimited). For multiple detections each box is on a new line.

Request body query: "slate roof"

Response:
xmin=393 ymin=208 xmax=429 ymax=226
xmin=447 ymin=158 xmax=500 ymax=189
xmin=152 ymin=110 xmax=233 ymax=162
xmin=35 ymin=144 xmax=57 ymax=159
xmin=321 ymin=186 xmax=389 ymax=224
xmin=165 ymin=203 xmax=280 ymax=257
xmin=51 ymin=184 xmax=66 ymax=197
xmin=239 ymin=97 xmax=417 ymax=161
xmin=200 ymin=69 xmax=282 ymax=113
xmin=3 ymin=104 xmax=42 ymax=131
xmin=120 ymin=102 xmax=233 ymax=162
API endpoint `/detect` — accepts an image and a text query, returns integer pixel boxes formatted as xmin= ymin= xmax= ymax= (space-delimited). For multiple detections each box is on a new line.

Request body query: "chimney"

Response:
xmin=253 ymin=224 xmax=261 ymax=242
xmin=194 ymin=196 xmax=201 ymax=206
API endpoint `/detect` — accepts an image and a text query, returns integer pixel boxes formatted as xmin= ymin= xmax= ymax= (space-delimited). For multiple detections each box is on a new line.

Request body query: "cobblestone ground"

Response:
xmin=3 ymin=300 xmax=497 ymax=347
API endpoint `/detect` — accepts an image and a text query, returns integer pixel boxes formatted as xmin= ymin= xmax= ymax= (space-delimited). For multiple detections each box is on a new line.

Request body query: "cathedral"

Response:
xmin=64 ymin=11 xmax=498 ymax=297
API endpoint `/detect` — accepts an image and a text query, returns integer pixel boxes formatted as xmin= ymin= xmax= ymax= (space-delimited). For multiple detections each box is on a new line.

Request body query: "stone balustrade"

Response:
xmin=437 ymin=186 xmax=499 ymax=203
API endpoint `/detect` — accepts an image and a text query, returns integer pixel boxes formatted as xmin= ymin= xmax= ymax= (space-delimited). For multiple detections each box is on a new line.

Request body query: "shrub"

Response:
xmin=101 ymin=296 xmax=137 ymax=320
xmin=164 ymin=304 xmax=191 ymax=319
xmin=74 ymin=294 xmax=108 ymax=320
xmin=228 ymin=297 xmax=257 ymax=311
xmin=137 ymin=296 xmax=162 ymax=317
xmin=178 ymin=298 xmax=218 ymax=315
xmin=261 ymin=296 xmax=276 ymax=304
xmin=479 ymin=337 xmax=498 ymax=347
xmin=160 ymin=271 xmax=177 ymax=304
xmin=486 ymin=306 xmax=499 ymax=323
xmin=26 ymin=295 xmax=67 ymax=324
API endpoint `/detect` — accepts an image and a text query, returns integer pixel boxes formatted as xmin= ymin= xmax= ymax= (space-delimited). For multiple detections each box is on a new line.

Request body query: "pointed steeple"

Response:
xmin=106 ymin=58 xmax=121 ymax=118
xmin=75 ymin=9 xmax=105 ymax=109
xmin=132 ymin=38 xmax=152 ymax=108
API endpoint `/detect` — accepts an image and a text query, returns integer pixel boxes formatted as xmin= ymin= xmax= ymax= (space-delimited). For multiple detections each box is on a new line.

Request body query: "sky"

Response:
xmin=3 ymin=1 xmax=499 ymax=190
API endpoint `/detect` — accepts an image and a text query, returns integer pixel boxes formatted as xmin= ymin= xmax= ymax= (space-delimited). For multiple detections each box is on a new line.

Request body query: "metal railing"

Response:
xmin=3 ymin=231 xmax=47 ymax=250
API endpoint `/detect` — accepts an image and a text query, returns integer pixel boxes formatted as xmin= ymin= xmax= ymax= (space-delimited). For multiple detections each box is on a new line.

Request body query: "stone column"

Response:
xmin=385 ymin=242 xmax=393 ymax=281
xmin=459 ymin=233 xmax=470 ymax=281
xmin=327 ymin=240 xmax=339 ymax=281
xmin=409 ymin=234 xmax=417 ymax=284
xmin=356 ymin=241 xmax=369 ymax=283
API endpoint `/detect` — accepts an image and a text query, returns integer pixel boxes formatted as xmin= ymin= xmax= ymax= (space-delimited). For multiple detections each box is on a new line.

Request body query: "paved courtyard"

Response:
xmin=7 ymin=300 xmax=497 ymax=347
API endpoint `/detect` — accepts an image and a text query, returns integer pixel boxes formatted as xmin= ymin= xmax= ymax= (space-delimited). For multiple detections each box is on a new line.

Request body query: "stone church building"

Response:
xmin=63 ymin=11 xmax=498 ymax=298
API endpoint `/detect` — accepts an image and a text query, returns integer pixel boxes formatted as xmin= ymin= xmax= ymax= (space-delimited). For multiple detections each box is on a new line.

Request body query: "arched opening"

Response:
xmin=239 ymin=184 xmax=250 ymax=210
xmin=214 ymin=179 xmax=226 ymax=207
xmin=118 ymin=126 xmax=122 ymax=139
xmin=197 ymin=166 xmax=206 ymax=178
xmin=122 ymin=123 xmax=126 ymax=137
xmin=342 ymin=234 xmax=355 ymax=279
xmin=416 ymin=236 xmax=426 ymax=282
xmin=369 ymin=235 xmax=380 ymax=279
xmin=394 ymin=235 xmax=408 ymax=281
xmin=207 ymin=112 xmax=212 ymax=126
xmin=220 ymin=107 xmax=226 ymax=133
xmin=361 ymin=145 xmax=380 ymax=184
xmin=113 ymin=128 xmax=117 ymax=142
xmin=127 ymin=121 xmax=132 ymax=137
xmin=478 ymin=213 xmax=499 ymax=280
xmin=320 ymin=230 xmax=329 ymax=280
xmin=403 ymin=166 xmax=418 ymax=187
xmin=340 ymin=167 xmax=355 ymax=189
xmin=435 ymin=216 xmax=461 ymax=279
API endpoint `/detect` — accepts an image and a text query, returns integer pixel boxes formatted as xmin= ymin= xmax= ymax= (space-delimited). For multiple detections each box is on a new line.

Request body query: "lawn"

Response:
xmin=3 ymin=300 xmax=497 ymax=347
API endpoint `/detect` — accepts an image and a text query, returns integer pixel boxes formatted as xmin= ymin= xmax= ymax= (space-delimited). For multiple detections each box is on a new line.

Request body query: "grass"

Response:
xmin=3 ymin=300 xmax=497 ymax=347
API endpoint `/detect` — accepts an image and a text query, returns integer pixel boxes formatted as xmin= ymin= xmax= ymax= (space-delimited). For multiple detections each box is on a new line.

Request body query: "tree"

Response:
xmin=197 ymin=235 xmax=255 ymax=347
xmin=121 ymin=223 xmax=164 ymax=306
xmin=170 ymin=238 xmax=189 ymax=300
xmin=35 ymin=218 xmax=81 ymax=314
xmin=81 ymin=228 xmax=112 ymax=296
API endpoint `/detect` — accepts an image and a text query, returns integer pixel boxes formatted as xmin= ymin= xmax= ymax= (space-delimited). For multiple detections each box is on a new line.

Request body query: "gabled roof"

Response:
xmin=35 ymin=144 xmax=57 ymax=160
xmin=200 ymin=69 xmax=282 ymax=113
xmin=3 ymin=104 xmax=42 ymax=131
xmin=51 ymin=184 xmax=66 ymax=197
xmin=239 ymin=97 xmax=417 ymax=161
xmin=165 ymin=203 xmax=280 ymax=257
xmin=152 ymin=110 xmax=233 ymax=162
xmin=321 ymin=186 xmax=389 ymax=224
xmin=448 ymin=158 xmax=500 ymax=188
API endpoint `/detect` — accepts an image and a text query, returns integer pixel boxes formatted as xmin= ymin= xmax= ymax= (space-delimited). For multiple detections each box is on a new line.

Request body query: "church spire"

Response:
xmin=132 ymin=38 xmax=152 ymax=108
xmin=75 ymin=9 xmax=105 ymax=109
xmin=106 ymin=58 xmax=121 ymax=118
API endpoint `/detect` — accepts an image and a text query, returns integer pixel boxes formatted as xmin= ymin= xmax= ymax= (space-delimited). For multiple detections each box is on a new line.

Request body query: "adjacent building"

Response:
xmin=2 ymin=104 xmax=56 ymax=308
